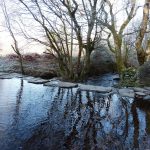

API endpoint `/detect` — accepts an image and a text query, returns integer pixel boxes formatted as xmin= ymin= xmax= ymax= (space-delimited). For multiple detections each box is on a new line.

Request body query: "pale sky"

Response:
xmin=0 ymin=0 xmax=145 ymax=56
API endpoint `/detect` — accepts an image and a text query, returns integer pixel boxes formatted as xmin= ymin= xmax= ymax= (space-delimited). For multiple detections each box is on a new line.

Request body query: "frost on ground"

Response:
xmin=0 ymin=54 xmax=58 ymax=79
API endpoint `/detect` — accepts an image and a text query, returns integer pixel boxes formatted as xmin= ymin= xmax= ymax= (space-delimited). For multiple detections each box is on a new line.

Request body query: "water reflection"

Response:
xmin=0 ymin=79 xmax=150 ymax=150
xmin=22 ymin=88 xmax=150 ymax=150
xmin=131 ymin=101 xmax=139 ymax=149
xmin=13 ymin=79 xmax=24 ymax=124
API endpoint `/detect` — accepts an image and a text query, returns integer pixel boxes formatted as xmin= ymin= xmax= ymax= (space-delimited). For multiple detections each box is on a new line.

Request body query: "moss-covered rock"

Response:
xmin=119 ymin=67 xmax=139 ymax=87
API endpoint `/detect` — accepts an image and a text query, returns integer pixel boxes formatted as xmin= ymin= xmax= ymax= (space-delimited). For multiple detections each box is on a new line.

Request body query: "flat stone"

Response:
xmin=0 ymin=75 xmax=12 ymax=79
xmin=119 ymin=89 xmax=134 ymax=98
xmin=78 ymin=84 xmax=112 ymax=93
xmin=27 ymin=77 xmax=40 ymax=82
xmin=0 ymin=72 xmax=9 ymax=76
xmin=144 ymin=87 xmax=150 ymax=91
xmin=44 ymin=80 xmax=59 ymax=86
xmin=135 ymin=92 xmax=146 ymax=96
xmin=0 ymin=73 xmax=24 ymax=79
xmin=58 ymin=81 xmax=78 ymax=88
xmin=23 ymin=76 xmax=35 ymax=81
xmin=9 ymin=73 xmax=24 ymax=78
xmin=44 ymin=81 xmax=78 ymax=88
xmin=144 ymin=95 xmax=150 ymax=101
xmin=28 ymin=78 xmax=49 ymax=84
xmin=133 ymin=87 xmax=148 ymax=93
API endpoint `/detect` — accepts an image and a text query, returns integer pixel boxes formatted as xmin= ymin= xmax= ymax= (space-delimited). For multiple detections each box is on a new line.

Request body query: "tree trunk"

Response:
xmin=84 ymin=50 xmax=91 ymax=75
xmin=135 ymin=0 xmax=149 ymax=65
xmin=113 ymin=34 xmax=125 ymax=74
xmin=18 ymin=55 xmax=24 ymax=74
xmin=137 ymin=49 xmax=146 ymax=65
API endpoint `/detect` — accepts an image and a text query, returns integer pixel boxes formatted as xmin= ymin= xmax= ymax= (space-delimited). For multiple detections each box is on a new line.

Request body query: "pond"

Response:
xmin=0 ymin=78 xmax=150 ymax=150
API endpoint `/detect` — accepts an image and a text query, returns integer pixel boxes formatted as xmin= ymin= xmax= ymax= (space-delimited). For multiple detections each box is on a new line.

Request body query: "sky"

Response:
xmin=0 ymin=0 xmax=145 ymax=56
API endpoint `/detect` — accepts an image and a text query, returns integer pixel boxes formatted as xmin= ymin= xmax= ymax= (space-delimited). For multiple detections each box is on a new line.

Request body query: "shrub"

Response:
xmin=23 ymin=54 xmax=36 ymax=61
xmin=119 ymin=67 xmax=139 ymax=87
xmin=7 ymin=54 xmax=19 ymax=60
xmin=42 ymin=53 xmax=55 ymax=60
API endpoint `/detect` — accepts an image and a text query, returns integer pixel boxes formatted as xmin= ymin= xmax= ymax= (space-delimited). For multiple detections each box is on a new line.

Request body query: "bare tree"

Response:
xmin=17 ymin=0 xmax=101 ymax=80
xmin=1 ymin=0 xmax=24 ymax=74
xmin=98 ymin=0 xmax=137 ymax=74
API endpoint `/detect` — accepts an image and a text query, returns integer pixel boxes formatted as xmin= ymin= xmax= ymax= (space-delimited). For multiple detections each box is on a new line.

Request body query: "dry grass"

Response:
xmin=0 ymin=53 xmax=58 ymax=79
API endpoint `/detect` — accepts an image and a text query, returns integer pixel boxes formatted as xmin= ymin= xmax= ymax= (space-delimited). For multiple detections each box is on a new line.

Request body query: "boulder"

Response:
xmin=138 ymin=61 xmax=150 ymax=86
xmin=90 ymin=46 xmax=116 ymax=75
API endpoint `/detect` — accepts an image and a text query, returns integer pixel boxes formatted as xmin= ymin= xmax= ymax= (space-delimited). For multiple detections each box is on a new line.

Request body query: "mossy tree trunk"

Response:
xmin=135 ymin=0 xmax=150 ymax=65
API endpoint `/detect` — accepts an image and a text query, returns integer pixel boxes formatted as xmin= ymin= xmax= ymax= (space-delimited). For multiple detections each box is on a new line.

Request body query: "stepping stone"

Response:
xmin=0 ymin=75 xmax=12 ymax=79
xmin=143 ymin=95 xmax=150 ymax=101
xmin=0 ymin=72 xmax=9 ymax=76
xmin=119 ymin=89 xmax=134 ymax=98
xmin=133 ymin=87 xmax=148 ymax=93
xmin=9 ymin=73 xmax=24 ymax=78
xmin=135 ymin=92 xmax=146 ymax=96
xmin=44 ymin=80 xmax=59 ymax=86
xmin=144 ymin=87 xmax=150 ymax=90
xmin=23 ymin=76 xmax=35 ymax=81
xmin=135 ymin=92 xmax=146 ymax=100
xmin=28 ymin=79 xmax=49 ymax=84
xmin=44 ymin=81 xmax=78 ymax=88
xmin=28 ymin=78 xmax=49 ymax=84
xmin=27 ymin=77 xmax=40 ymax=82
xmin=58 ymin=81 xmax=78 ymax=88
xmin=78 ymin=84 xmax=112 ymax=93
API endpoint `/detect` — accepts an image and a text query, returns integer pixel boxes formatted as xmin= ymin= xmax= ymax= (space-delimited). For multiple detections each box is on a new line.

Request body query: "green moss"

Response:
xmin=119 ymin=67 xmax=141 ymax=87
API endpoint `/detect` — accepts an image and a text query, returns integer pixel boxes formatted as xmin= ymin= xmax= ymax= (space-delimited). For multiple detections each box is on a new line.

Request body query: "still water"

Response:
xmin=0 ymin=78 xmax=150 ymax=150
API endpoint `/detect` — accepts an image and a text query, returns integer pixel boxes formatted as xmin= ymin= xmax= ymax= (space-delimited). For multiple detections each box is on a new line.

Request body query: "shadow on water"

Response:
xmin=0 ymin=78 xmax=150 ymax=150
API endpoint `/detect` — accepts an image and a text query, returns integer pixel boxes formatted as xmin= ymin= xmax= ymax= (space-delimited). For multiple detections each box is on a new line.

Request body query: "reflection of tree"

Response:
xmin=13 ymin=79 xmax=24 ymax=125
xmin=131 ymin=102 xmax=139 ymax=149
xmin=146 ymin=112 xmax=150 ymax=134
xmin=122 ymin=98 xmax=129 ymax=140
xmin=8 ymin=79 xmax=24 ymax=146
